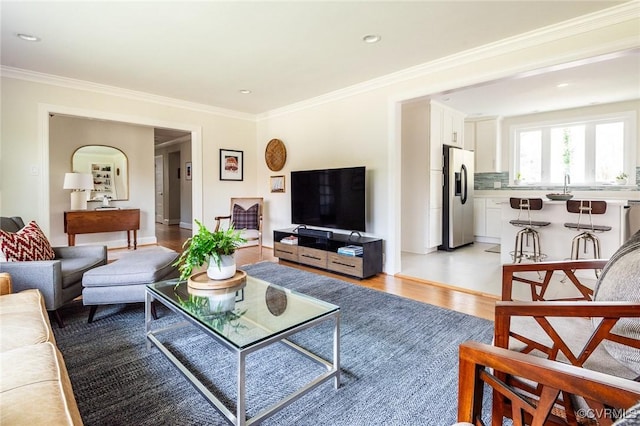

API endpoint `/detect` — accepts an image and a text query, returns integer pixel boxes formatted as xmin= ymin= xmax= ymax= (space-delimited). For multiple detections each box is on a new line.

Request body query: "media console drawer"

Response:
xmin=273 ymin=229 xmax=383 ymax=279
xmin=298 ymin=247 xmax=328 ymax=269
xmin=327 ymin=253 xmax=363 ymax=277
xmin=273 ymin=242 xmax=299 ymax=262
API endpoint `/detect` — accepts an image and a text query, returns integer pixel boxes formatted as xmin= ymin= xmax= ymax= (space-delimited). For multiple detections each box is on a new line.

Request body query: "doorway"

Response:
xmin=154 ymin=128 xmax=192 ymax=233
xmin=154 ymin=155 xmax=164 ymax=223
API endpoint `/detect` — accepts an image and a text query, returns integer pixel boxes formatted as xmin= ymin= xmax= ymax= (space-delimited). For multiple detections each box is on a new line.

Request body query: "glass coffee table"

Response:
xmin=145 ymin=273 xmax=340 ymax=426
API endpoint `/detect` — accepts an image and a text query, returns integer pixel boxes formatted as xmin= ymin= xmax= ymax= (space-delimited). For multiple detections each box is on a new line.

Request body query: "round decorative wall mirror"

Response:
xmin=72 ymin=145 xmax=129 ymax=201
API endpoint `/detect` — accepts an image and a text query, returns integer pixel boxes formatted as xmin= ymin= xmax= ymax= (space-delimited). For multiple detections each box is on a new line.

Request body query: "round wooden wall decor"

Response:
xmin=265 ymin=138 xmax=287 ymax=171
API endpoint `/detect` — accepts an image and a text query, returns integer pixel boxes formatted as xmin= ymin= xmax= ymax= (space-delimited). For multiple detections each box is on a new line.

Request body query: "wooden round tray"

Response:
xmin=188 ymin=280 xmax=246 ymax=297
xmin=187 ymin=270 xmax=247 ymax=290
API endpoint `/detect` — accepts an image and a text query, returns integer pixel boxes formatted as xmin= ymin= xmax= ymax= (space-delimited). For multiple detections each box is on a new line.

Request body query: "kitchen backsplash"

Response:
xmin=474 ymin=168 xmax=640 ymax=191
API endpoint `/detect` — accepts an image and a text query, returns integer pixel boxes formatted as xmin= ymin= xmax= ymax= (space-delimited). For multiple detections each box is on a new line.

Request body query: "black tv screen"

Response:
xmin=291 ymin=166 xmax=366 ymax=232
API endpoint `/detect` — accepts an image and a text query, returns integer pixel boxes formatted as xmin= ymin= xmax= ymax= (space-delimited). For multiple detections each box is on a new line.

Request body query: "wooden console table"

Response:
xmin=64 ymin=209 xmax=140 ymax=249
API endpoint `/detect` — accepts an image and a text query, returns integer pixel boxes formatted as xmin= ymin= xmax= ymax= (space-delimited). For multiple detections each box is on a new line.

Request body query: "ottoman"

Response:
xmin=82 ymin=246 xmax=180 ymax=322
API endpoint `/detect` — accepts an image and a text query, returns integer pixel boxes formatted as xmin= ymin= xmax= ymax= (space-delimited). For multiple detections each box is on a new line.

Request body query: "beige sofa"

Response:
xmin=0 ymin=272 xmax=83 ymax=425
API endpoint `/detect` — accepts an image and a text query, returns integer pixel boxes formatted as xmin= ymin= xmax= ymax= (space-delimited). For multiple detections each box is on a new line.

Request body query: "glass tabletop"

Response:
xmin=147 ymin=274 xmax=339 ymax=349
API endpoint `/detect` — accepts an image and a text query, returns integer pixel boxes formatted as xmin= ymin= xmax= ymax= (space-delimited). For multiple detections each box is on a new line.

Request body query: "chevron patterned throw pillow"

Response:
xmin=0 ymin=221 xmax=55 ymax=262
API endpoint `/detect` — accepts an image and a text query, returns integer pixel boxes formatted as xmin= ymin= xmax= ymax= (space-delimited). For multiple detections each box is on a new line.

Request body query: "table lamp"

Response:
xmin=63 ymin=172 xmax=94 ymax=210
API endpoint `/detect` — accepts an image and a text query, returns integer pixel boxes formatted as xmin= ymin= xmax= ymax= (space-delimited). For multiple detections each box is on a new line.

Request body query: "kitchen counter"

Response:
xmin=500 ymin=199 xmax=626 ymax=264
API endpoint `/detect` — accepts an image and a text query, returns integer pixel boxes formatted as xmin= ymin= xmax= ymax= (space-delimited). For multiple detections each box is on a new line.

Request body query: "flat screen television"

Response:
xmin=291 ymin=166 xmax=366 ymax=232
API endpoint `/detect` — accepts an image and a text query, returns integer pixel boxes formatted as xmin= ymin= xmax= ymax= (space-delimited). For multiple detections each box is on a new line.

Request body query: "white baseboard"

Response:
xmin=179 ymin=221 xmax=193 ymax=230
xmin=474 ymin=236 xmax=500 ymax=244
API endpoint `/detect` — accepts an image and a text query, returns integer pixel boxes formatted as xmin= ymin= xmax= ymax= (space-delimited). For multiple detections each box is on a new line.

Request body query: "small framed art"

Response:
xmin=185 ymin=162 xmax=192 ymax=180
xmin=270 ymin=175 xmax=285 ymax=193
xmin=220 ymin=149 xmax=243 ymax=181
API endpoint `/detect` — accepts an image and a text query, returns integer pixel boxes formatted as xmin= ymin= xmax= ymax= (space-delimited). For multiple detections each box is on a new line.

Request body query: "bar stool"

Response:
xmin=564 ymin=200 xmax=612 ymax=263
xmin=508 ymin=198 xmax=551 ymax=263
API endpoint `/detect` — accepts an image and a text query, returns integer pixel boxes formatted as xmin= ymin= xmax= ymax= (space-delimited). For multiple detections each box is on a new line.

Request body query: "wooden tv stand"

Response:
xmin=64 ymin=208 xmax=140 ymax=249
xmin=273 ymin=228 xmax=383 ymax=279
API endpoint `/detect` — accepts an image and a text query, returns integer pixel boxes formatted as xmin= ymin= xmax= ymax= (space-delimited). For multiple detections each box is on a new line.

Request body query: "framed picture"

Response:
xmin=270 ymin=175 xmax=285 ymax=193
xmin=185 ymin=162 xmax=192 ymax=181
xmin=219 ymin=149 xmax=243 ymax=181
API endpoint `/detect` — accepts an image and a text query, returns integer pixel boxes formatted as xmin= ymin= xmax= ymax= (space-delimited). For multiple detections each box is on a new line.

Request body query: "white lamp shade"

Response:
xmin=64 ymin=172 xmax=94 ymax=210
xmin=63 ymin=173 xmax=94 ymax=190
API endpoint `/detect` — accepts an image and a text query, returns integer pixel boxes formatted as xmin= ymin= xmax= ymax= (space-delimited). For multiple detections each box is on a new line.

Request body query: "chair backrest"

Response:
xmin=566 ymin=200 xmax=607 ymax=214
xmin=230 ymin=197 xmax=263 ymax=231
xmin=509 ymin=198 xmax=543 ymax=211
xmin=0 ymin=217 xmax=25 ymax=232
xmin=592 ymin=229 xmax=640 ymax=376
xmin=509 ymin=198 xmax=543 ymax=224
xmin=566 ymin=200 xmax=607 ymax=230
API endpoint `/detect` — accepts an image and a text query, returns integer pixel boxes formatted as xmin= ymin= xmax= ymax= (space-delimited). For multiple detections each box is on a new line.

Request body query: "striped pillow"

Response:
xmin=232 ymin=203 xmax=259 ymax=230
xmin=0 ymin=221 xmax=55 ymax=261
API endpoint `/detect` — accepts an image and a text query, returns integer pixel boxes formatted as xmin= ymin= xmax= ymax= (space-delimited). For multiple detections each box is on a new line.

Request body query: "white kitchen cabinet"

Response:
xmin=474 ymin=197 xmax=505 ymax=243
xmin=449 ymin=110 xmax=465 ymax=148
xmin=486 ymin=205 xmax=502 ymax=238
xmin=429 ymin=102 xmax=444 ymax=168
xmin=464 ymin=121 xmax=475 ymax=151
xmin=429 ymin=106 xmax=443 ymax=170
xmin=470 ymin=117 xmax=502 ymax=172
xmin=473 ymin=198 xmax=486 ymax=236
xmin=428 ymin=170 xmax=443 ymax=247
xmin=430 ymin=100 xmax=466 ymax=149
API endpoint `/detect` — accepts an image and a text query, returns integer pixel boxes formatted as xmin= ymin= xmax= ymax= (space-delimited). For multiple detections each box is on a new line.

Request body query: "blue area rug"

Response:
xmin=53 ymin=261 xmax=494 ymax=425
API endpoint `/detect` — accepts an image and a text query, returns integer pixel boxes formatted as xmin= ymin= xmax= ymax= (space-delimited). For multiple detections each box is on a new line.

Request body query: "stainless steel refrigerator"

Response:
xmin=439 ymin=146 xmax=475 ymax=251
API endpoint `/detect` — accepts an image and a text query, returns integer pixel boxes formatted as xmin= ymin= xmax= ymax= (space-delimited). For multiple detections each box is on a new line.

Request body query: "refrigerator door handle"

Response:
xmin=461 ymin=164 xmax=468 ymax=205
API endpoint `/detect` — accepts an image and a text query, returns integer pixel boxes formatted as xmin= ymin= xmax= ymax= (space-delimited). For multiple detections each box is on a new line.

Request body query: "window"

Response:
xmin=512 ymin=111 xmax=635 ymax=185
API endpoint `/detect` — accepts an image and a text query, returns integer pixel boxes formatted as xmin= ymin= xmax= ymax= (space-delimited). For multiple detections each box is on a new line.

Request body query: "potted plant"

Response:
xmin=174 ymin=219 xmax=246 ymax=281
xmin=616 ymin=172 xmax=628 ymax=185
xmin=514 ymin=172 xmax=522 ymax=185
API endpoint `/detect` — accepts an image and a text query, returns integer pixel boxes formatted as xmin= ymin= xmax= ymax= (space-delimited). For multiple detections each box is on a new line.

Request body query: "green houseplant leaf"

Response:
xmin=173 ymin=219 xmax=246 ymax=281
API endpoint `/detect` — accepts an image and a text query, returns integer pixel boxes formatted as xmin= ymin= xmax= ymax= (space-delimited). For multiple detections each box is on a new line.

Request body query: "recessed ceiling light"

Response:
xmin=362 ymin=34 xmax=381 ymax=44
xmin=238 ymin=89 xmax=252 ymax=94
xmin=17 ymin=33 xmax=40 ymax=42
xmin=556 ymin=83 xmax=569 ymax=88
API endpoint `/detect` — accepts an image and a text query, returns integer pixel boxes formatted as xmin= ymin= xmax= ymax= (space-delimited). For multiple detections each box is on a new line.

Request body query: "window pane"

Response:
xmin=550 ymin=126 xmax=585 ymax=183
xmin=595 ymin=122 xmax=624 ymax=182
xmin=518 ymin=130 xmax=541 ymax=182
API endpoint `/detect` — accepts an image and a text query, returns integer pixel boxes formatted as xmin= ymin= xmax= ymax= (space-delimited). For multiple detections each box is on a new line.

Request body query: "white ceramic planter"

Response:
xmin=207 ymin=254 xmax=236 ymax=280
xmin=207 ymin=292 xmax=236 ymax=312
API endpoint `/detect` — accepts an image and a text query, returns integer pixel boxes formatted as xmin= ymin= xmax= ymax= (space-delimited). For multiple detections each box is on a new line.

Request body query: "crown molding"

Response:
xmin=1 ymin=2 xmax=637 ymax=122
xmin=0 ymin=66 xmax=257 ymax=122
xmin=257 ymin=1 xmax=640 ymax=120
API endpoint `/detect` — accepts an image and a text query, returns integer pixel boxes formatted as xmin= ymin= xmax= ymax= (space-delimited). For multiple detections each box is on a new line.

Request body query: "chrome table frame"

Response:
xmin=145 ymin=288 xmax=340 ymax=426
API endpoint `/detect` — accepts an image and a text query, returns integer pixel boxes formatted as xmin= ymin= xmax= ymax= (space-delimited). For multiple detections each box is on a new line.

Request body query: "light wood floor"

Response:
xmin=139 ymin=224 xmax=497 ymax=321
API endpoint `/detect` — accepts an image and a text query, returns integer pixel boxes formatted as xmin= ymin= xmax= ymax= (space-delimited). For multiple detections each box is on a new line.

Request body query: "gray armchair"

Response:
xmin=0 ymin=216 xmax=107 ymax=327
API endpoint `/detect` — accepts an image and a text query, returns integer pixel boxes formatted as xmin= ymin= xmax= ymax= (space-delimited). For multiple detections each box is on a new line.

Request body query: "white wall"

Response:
xmin=0 ymin=77 xmax=256 ymax=248
xmin=400 ymin=100 xmax=430 ymax=253
xmin=256 ymin=14 xmax=639 ymax=274
xmin=49 ymin=115 xmax=154 ymax=247
xmin=1 ymin=6 xmax=637 ymax=271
